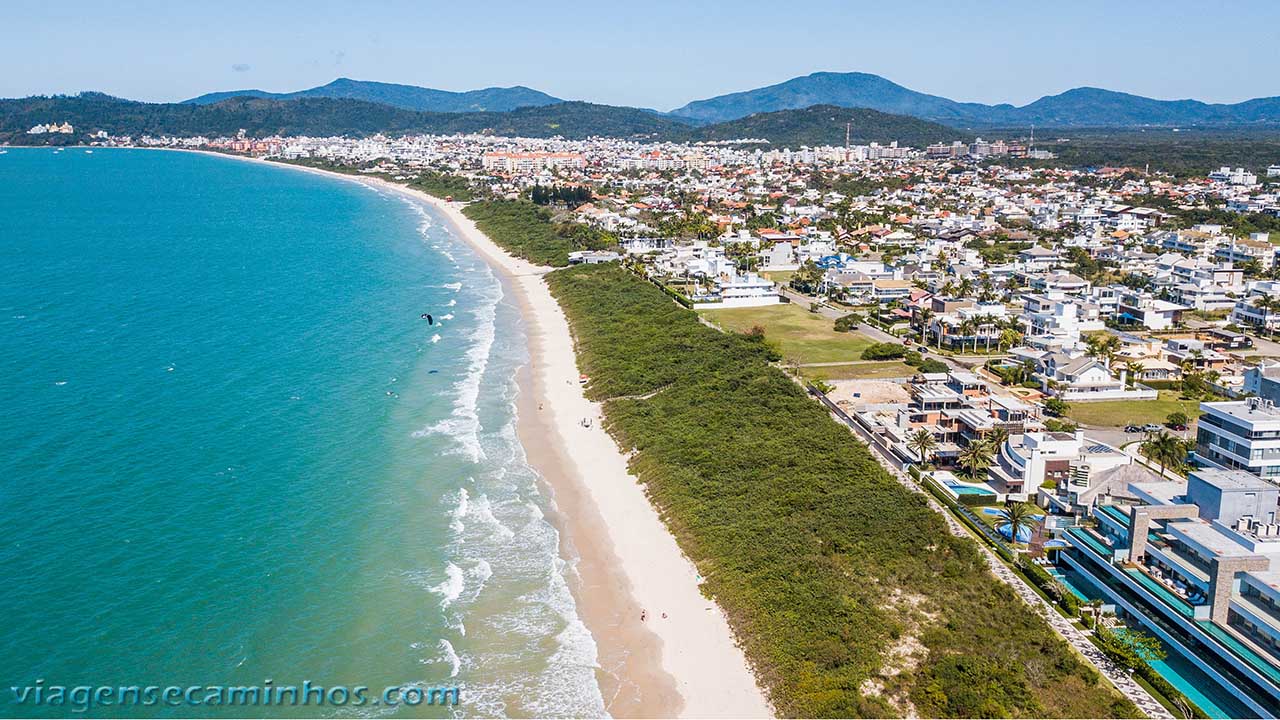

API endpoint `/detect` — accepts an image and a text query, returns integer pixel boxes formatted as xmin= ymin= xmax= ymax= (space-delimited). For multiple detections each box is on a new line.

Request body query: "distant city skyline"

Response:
xmin=7 ymin=0 xmax=1280 ymax=109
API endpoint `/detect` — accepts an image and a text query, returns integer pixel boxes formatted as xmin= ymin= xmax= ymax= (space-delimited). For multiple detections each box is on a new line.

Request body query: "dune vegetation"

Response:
xmin=544 ymin=263 xmax=1137 ymax=718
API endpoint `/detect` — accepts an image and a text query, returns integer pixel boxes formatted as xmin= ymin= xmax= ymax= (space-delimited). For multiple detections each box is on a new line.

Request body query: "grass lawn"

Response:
xmin=760 ymin=270 xmax=795 ymax=285
xmin=1066 ymin=390 xmax=1203 ymax=428
xmin=801 ymin=361 xmax=915 ymax=381
xmin=699 ymin=303 xmax=876 ymax=364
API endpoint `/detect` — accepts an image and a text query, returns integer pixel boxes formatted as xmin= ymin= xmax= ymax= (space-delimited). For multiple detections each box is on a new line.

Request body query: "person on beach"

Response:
xmin=640 ymin=610 xmax=647 ymax=622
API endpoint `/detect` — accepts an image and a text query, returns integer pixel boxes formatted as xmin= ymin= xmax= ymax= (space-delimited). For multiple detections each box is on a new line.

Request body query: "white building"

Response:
xmin=1117 ymin=291 xmax=1186 ymax=330
xmin=1196 ymin=398 xmax=1280 ymax=481
xmin=693 ymin=270 xmax=781 ymax=309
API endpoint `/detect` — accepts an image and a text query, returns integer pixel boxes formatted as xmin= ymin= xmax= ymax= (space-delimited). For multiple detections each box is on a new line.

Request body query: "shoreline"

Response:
xmin=187 ymin=151 xmax=771 ymax=718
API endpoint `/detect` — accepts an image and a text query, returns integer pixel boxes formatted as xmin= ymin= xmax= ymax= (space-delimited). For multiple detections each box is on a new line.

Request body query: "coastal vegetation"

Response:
xmin=546 ymin=263 xmax=1137 ymax=718
xmin=274 ymin=157 xmax=477 ymax=201
xmin=461 ymin=200 xmax=612 ymax=266
xmin=407 ymin=170 xmax=476 ymax=201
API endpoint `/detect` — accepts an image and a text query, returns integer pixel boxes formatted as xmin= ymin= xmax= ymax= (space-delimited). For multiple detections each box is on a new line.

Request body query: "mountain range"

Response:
xmin=179 ymin=72 xmax=1280 ymax=128
xmin=5 ymin=72 xmax=1279 ymax=150
xmin=183 ymin=78 xmax=563 ymax=113
xmin=670 ymin=72 xmax=1280 ymax=127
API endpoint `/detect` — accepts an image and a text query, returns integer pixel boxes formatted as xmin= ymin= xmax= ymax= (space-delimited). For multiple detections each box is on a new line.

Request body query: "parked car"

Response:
xmin=1124 ymin=425 xmax=1141 ymax=433
xmin=1141 ymin=423 xmax=1164 ymax=433
xmin=1170 ymin=424 xmax=1189 ymax=432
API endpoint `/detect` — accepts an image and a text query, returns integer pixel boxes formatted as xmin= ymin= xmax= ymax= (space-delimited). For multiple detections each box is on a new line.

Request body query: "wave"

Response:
xmin=448 ymin=487 xmax=469 ymax=535
xmin=437 ymin=638 xmax=462 ymax=678
xmin=430 ymin=562 xmax=465 ymax=608
xmin=411 ymin=269 xmax=501 ymax=463
xmin=468 ymin=493 xmax=517 ymax=542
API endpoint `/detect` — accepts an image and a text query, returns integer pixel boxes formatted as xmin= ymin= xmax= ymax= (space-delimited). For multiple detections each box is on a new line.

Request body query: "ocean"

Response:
xmin=0 ymin=148 xmax=605 ymax=718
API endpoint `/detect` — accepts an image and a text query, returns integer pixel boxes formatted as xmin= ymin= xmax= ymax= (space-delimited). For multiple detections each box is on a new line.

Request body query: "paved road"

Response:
xmin=830 ymin=400 xmax=1171 ymax=718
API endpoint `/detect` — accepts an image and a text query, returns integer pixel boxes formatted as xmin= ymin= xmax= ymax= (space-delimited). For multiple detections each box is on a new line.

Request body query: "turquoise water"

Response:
xmin=946 ymin=484 xmax=994 ymax=496
xmin=0 ymin=149 xmax=604 ymax=717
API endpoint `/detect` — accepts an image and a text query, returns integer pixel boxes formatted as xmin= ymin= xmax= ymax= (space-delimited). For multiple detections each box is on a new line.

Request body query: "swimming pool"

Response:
xmin=1050 ymin=561 xmax=1249 ymax=718
xmin=945 ymin=483 xmax=994 ymax=496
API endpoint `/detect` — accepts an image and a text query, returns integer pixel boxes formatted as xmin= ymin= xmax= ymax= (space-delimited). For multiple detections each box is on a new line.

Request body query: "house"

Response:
xmin=871 ymin=279 xmax=914 ymax=304
xmin=567 ymin=251 xmax=621 ymax=265
xmin=990 ymin=430 xmax=1131 ymax=500
xmin=1039 ymin=353 xmax=1157 ymax=402
xmin=1117 ymin=291 xmax=1186 ymax=330
xmin=1017 ymin=245 xmax=1062 ymax=271
xmin=760 ymin=241 xmax=798 ymax=270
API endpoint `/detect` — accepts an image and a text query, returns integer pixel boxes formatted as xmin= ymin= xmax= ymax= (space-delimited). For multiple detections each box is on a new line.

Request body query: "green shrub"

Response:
xmin=833 ymin=313 xmax=863 ymax=332
xmin=861 ymin=342 xmax=907 ymax=361
xmin=917 ymin=358 xmax=949 ymax=374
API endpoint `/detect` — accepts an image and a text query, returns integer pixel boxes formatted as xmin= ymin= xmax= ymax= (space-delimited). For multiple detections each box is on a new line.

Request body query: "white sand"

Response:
xmin=201 ymin=153 xmax=772 ymax=718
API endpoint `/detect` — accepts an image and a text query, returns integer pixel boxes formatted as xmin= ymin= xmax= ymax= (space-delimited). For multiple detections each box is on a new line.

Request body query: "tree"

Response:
xmin=1084 ymin=333 xmax=1121 ymax=368
xmin=959 ymin=317 xmax=978 ymax=353
xmin=908 ymin=428 xmax=937 ymax=466
xmin=958 ymin=440 xmax=993 ymax=480
xmin=998 ymin=327 xmax=1023 ymax=351
xmin=790 ymin=259 xmax=825 ymax=295
xmin=1043 ymin=397 xmax=1070 ymax=418
xmin=1096 ymin=626 xmax=1167 ymax=672
xmin=1142 ymin=432 xmax=1187 ymax=477
xmin=987 ymin=427 xmax=1011 ymax=452
xmin=1166 ymin=411 xmax=1189 ymax=428
xmin=916 ymin=307 xmax=935 ymax=346
xmin=1123 ymin=361 xmax=1145 ymax=388
xmin=997 ymin=501 xmax=1038 ymax=543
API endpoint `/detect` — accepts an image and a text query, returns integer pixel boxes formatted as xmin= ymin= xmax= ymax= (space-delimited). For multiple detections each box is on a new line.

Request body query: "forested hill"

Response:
xmin=0 ymin=94 xmax=688 ymax=141
xmin=1 ymin=92 xmax=961 ymax=147
xmin=684 ymin=105 xmax=964 ymax=147
xmin=183 ymin=78 xmax=563 ymax=113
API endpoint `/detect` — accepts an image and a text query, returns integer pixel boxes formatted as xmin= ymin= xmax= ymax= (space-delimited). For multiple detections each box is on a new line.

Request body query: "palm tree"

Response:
xmin=987 ymin=427 xmax=1011 ymax=457
xmin=958 ymin=440 xmax=993 ymax=480
xmin=1142 ymin=432 xmax=1186 ymax=478
xmin=907 ymin=428 xmax=937 ymax=467
xmin=959 ymin=317 xmax=978 ymax=353
xmin=916 ymin=307 xmax=935 ymax=346
xmin=1124 ymin=361 xmax=1145 ymax=388
xmin=997 ymin=501 xmax=1038 ymax=544
xmin=1253 ymin=296 xmax=1280 ymax=336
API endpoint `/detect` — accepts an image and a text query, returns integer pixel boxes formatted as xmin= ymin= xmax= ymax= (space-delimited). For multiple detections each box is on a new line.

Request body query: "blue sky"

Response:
xmin=6 ymin=0 xmax=1279 ymax=109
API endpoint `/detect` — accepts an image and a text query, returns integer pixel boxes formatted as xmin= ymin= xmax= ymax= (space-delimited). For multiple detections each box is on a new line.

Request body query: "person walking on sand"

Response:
xmin=640 ymin=610 xmax=647 ymax=622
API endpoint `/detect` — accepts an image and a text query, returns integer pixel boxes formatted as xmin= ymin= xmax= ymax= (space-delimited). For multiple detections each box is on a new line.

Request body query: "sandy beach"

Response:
xmin=209 ymin=154 xmax=772 ymax=718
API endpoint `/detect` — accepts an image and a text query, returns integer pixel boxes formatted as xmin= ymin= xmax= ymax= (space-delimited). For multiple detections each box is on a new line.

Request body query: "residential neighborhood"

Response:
xmin=87 ymin=126 xmax=1280 ymax=717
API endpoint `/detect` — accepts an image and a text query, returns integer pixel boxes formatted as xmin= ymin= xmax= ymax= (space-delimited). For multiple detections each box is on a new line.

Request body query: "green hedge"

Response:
xmin=1018 ymin=557 xmax=1080 ymax=616
xmin=547 ymin=264 xmax=1138 ymax=718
